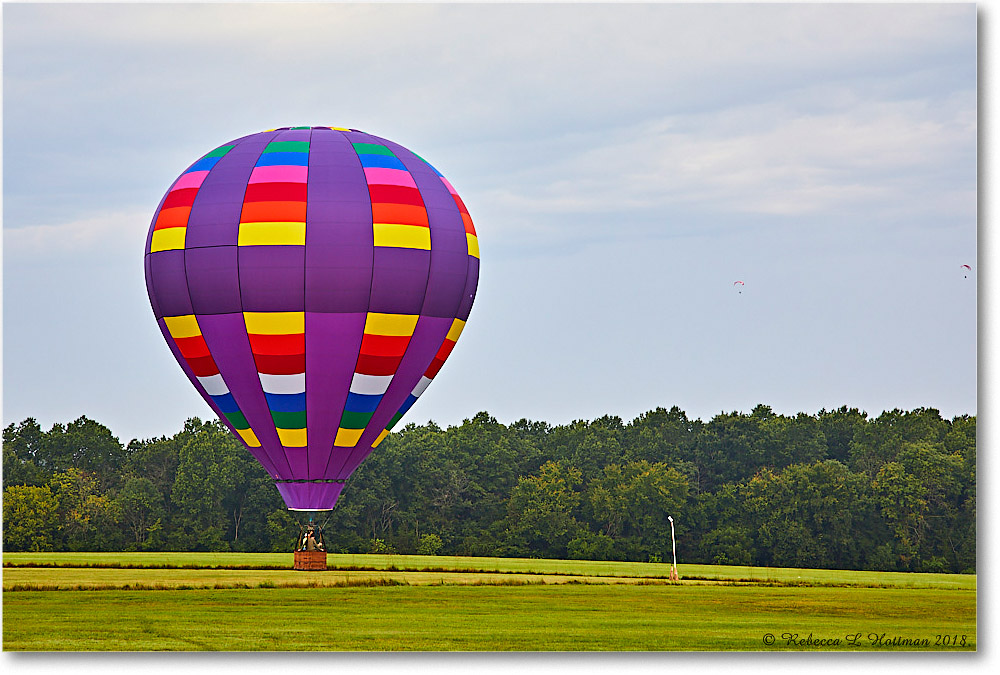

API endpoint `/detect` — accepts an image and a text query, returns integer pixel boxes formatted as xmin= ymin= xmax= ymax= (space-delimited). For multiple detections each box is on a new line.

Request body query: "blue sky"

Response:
xmin=3 ymin=2 xmax=979 ymax=447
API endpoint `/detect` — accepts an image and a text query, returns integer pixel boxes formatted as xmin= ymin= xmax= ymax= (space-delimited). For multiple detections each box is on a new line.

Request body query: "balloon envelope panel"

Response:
xmin=144 ymin=127 xmax=479 ymax=510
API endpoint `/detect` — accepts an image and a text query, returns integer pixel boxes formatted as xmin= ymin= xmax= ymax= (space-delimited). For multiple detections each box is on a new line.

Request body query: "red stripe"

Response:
xmin=359 ymin=334 xmax=410 ymax=358
xmin=244 ymin=182 xmax=308 ymax=202
xmin=254 ymin=353 xmax=306 ymax=375
xmin=424 ymin=357 xmax=445 ymax=379
xmin=163 ymin=187 xmax=199 ymax=209
xmin=355 ymin=353 xmax=403 ymax=376
xmin=185 ymin=355 xmax=219 ymax=377
xmin=173 ymin=335 xmax=211 ymax=359
xmin=248 ymin=333 xmax=305 ymax=355
xmin=368 ymin=184 xmax=424 ymax=207
xmin=452 ymin=194 xmax=469 ymax=214
xmin=434 ymin=339 xmax=457 ymax=361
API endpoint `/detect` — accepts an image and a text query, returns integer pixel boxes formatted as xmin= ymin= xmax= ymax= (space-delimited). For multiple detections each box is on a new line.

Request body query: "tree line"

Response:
xmin=2 ymin=404 xmax=975 ymax=573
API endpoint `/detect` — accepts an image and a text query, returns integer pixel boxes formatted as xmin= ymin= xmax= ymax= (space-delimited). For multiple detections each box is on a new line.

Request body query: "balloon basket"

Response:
xmin=293 ymin=550 xmax=327 ymax=571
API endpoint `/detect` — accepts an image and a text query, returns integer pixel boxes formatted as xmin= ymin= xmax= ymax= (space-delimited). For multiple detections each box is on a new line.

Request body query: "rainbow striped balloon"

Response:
xmin=144 ymin=126 xmax=479 ymax=511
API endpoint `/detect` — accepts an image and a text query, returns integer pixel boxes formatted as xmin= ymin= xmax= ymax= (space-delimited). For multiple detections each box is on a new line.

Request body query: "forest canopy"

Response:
xmin=2 ymin=404 xmax=976 ymax=573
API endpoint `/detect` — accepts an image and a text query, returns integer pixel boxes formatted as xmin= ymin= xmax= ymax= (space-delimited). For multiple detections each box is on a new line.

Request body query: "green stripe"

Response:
xmin=224 ymin=411 xmax=249 ymax=429
xmin=264 ymin=141 xmax=310 ymax=153
xmin=352 ymin=142 xmax=394 ymax=156
xmin=271 ymin=410 xmax=307 ymax=428
xmin=290 ymin=126 xmax=310 ymax=130
xmin=338 ymin=410 xmax=373 ymax=429
xmin=386 ymin=412 xmax=403 ymax=431
xmin=205 ymin=145 xmax=234 ymax=158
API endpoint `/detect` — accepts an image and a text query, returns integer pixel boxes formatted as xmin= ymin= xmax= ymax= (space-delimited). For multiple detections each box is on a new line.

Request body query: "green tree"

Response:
xmin=117 ymin=476 xmax=166 ymax=550
xmin=505 ymin=461 xmax=583 ymax=558
xmin=2 ymin=484 xmax=59 ymax=551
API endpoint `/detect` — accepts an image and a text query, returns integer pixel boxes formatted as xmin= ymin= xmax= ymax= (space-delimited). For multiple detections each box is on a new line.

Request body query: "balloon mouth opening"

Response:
xmin=287 ymin=508 xmax=335 ymax=512
xmin=275 ymin=479 xmax=347 ymax=512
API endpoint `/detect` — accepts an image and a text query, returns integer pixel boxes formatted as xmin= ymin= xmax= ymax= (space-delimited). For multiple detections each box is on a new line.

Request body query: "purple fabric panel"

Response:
xmin=336 ymin=315 xmax=453 ymax=479
xmin=185 ymin=246 xmax=241 ymax=315
xmin=156 ymin=318 xmax=279 ymax=477
xmin=185 ymin=134 xmax=269 ymax=249
xmin=196 ymin=312 xmax=292 ymax=479
xmin=276 ymin=128 xmax=311 ymax=143
xmin=285 ymin=448 xmax=308 ymax=478
xmin=238 ymin=245 xmax=305 ymax=312
xmin=382 ymin=138 xmax=473 ymax=319
xmin=368 ymin=247 xmax=430 ymax=315
xmin=305 ymin=311 xmax=366 ymax=478
xmin=275 ymin=481 xmax=345 ymax=511
xmin=304 ymin=131 xmax=374 ymax=314
xmin=457 ymin=255 xmax=479 ymax=321
xmin=147 ymin=250 xmax=193 ymax=317
xmin=144 ymin=255 xmax=161 ymax=319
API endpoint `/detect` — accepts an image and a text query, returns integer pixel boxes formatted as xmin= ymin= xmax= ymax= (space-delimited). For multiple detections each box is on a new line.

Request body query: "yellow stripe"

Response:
xmin=238 ymin=221 xmax=306 ymax=246
xmin=276 ymin=427 xmax=307 ymax=447
xmin=163 ymin=314 xmax=201 ymax=339
xmin=334 ymin=427 xmax=364 ymax=447
xmin=466 ymin=232 xmax=480 ymax=258
xmin=236 ymin=428 xmax=261 ymax=447
xmin=150 ymin=227 xmax=186 ymax=252
xmin=446 ymin=318 xmax=466 ymax=342
xmin=243 ymin=312 xmax=305 ymax=335
xmin=372 ymin=429 xmax=390 ymax=448
xmin=373 ymin=222 xmax=431 ymax=250
xmin=364 ymin=312 xmax=419 ymax=337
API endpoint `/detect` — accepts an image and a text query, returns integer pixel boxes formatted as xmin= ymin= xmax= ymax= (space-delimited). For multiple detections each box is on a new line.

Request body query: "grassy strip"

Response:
xmin=2 ymin=553 xmax=976 ymax=590
xmin=2 ymin=584 xmax=976 ymax=651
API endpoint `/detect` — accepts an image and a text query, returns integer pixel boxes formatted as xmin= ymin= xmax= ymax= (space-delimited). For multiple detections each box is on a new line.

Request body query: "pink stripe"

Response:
xmin=174 ymin=171 xmax=209 ymax=190
xmin=440 ymin=176 xmax=458 ymax=195
xmin=364 ymin=167 xmax=416 ymax=188
xmin=249 ymin=165 xmax=308 ymax=184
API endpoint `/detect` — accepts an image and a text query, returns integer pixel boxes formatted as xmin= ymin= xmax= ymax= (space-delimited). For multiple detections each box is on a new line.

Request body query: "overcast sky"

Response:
xmin=3 ymin=2 xmax=979 ymax=447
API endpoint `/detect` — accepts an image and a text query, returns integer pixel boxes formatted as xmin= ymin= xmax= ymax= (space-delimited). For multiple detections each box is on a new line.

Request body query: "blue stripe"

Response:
xmin=255 ymin=152 xmax=310 ymax=167
xmin=358 ymin=154 xmax=407 ymax=171
xmin=186 ymin=156 xmax=221 ymax=173
xmin=264 ymin=392 xmax=307 ymax=412
xmin=397 ymin=394 xmax=418 ymax=417
xmin=345 ymin=392 xmax=382 ymax=413
xmin=210 ymin=393 xmax=240 ymax=414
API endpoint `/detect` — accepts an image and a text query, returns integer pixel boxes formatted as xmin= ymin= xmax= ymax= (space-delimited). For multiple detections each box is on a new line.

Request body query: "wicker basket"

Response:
xmin=293 ymin=550 xmax=327 ymax=571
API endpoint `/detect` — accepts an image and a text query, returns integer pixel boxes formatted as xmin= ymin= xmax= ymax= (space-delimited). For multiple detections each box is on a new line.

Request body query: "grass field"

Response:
xmin=2 ymin=552 xmax=976 ymax=651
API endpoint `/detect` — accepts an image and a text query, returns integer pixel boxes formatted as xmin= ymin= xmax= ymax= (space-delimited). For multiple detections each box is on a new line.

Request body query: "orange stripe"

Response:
xmin=372 ymin=203 xmax=429 ymax=227
xmin=240 ymin=200 xmax=307 ymax=223
xmin=461 ymin=213 xmax=476 ymax=235
xmin=154 ymin=206 xmax=192 ymax=230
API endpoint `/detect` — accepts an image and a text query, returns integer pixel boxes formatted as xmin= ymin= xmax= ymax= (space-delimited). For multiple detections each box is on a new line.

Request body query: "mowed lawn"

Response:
xmin=2 ymin=553 xmax=977 ymax=651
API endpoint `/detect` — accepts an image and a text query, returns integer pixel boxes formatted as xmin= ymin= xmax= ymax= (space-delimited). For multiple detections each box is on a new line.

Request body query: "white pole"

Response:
xmin=667 ymin=515 xmax=678 ymax=580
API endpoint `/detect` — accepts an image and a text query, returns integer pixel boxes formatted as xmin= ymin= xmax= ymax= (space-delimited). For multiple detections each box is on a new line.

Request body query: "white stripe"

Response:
xmin=350 ymin=373 xmax=393 ymax=395
xmin=197 ymin=374 xmax=229 ymax=396
xmin=411 ymin=376 xmax=432 ymax=398
xmin=258 ymin=372 xmax=305 ymax=394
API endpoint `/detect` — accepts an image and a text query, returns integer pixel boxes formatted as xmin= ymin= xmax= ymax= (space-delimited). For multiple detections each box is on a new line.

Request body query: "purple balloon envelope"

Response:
xmin=144 ymin=126 xmax=479 ymax=511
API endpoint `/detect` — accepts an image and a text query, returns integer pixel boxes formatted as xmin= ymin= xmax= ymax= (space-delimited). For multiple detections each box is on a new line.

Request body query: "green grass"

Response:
xmin=2 ymin=552 xmax=976 ymax=589
xmin=3 ymin=584 xmax=975 ymax=651
xmin=2 ymin=552 xmax=977 ymax=651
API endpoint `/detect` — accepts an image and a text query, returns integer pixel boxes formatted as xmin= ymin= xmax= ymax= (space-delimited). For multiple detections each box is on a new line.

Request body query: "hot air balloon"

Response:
xmin=144 ymin=126 xmax=479 ymax=515
xmin=961 ymin=264 xmax=972 ymax=278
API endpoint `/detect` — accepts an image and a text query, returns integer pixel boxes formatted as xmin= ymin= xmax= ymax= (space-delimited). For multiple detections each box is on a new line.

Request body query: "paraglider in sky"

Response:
xmin=144 ymin=126 xmax=479 ymax=512
xmin=733 ymin=280 xmax=744 ymax=294
xmin=961 ymin=264 xmax=972 ymax=278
